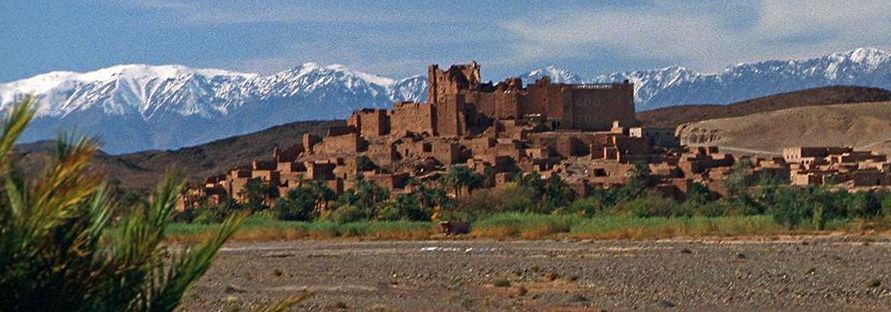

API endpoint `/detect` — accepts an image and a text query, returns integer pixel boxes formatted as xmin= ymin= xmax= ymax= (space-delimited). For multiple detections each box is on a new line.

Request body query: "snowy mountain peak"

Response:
xmin=842 ymin=47 xmax=891 ymax=67
xmin=78 ymin=64 xmax=251 ymax=81
xmin=520 ymin=65 xmax=583 ymax=84
xmin=284 ymin=62 xmax=396 ymax=85
xmin=3 ymin=47 xmax=891 ymax=153
xmin=3 ymin=64 xmax=254 ymax=100
xmin=13 ymin=64 xmax=251 ymax=85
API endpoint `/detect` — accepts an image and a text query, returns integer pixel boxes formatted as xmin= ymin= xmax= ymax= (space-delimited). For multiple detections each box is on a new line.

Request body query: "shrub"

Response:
xmin=275 ymin=188 xmax=316 ymax=221
xmin=0 ymin=98 xmax=282 ymax=311
xmin=330 ymin=205 xmax=365 ymax=223
xmin=561 ymin=197 xmax=608 ymax=217
xmin=504 ymin=191 xmax=538 ymax=213
xmin=172 ymin=205 xmax=200 ymax=223
xmin=188 ymin=198 xmax=243 ymax=224
xmin=239 ymin=177 xmax=277 ymax=211
xmin=376 ymin=194 xmax=430 ymax=221
xmin=472 ymin=213 xmax=572 ymax=239
xmin=727 ymin=194 xmax=764 ymax=216
xmin=724 ymin=159 xmax=754 ymax=198
xmin=450 ymin=188 xmax=509 ymax=220
xmin=881 ymin=194 xmax=891 ymax=221
xmin=492 ymin=278 xmax=511 ymax=287
xmin=683 ymin=200 xmax=728 ymax=217
xmin=769 ymin=188 xmax=814 ymax=229
xmin=442 ymin=166 xmax=483 ymax=196
xmin=356 ymin=156 xmax=377 ymax=171
xmin=846 ymin=191 xmax=880 ymax=219
xmin=616 ymin=194 xmax=681 ymax=217
xmin=542 ymin=175 xmax=575 ymax=212
xmin=811 ymin=205 xmax=826 ymax=230
xmin=618 ymin=162 xmax=653 ymax=200
xmin=341 ymin=176 xmax=389 ymax=213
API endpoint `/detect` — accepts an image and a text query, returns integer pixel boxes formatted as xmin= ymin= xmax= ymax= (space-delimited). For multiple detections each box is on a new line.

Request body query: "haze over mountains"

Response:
xmin=3 ymin=47 xmax=891 ymax=154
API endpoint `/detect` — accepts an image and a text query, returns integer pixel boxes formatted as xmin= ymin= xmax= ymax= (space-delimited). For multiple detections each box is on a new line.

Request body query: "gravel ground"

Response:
xmin=182 ymin=236 xmax=891 ymax=311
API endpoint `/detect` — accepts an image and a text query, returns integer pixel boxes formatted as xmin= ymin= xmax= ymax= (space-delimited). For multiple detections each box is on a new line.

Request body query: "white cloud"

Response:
xmin=111 ymin=0 xmax=891 ymax=76
xmin=501 ymin=1 xmax=891 ymax=72
xmin=123 ymin=0 xmax=461 ymax=25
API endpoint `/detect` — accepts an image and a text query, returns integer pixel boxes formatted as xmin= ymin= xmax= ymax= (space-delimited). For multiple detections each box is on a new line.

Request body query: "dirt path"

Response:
xmin=182 ymin=237 xmax=891 ymax=311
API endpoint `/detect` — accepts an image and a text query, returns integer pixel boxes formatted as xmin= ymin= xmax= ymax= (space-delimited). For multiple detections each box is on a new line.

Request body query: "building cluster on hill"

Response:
xmin=178 ymin=62 xmax=891 ymax=210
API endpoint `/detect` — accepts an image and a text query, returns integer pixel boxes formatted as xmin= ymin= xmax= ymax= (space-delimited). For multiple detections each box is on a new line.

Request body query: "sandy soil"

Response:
xmin=676 ymin=101 xmax=891 ymax=155
xmin=182 ymin=236 xmax=891 ymax=311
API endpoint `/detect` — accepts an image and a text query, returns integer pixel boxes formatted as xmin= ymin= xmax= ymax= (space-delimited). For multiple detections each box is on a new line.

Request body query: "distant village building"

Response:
xmin=178 ymin=62 xmax=891 ymax=211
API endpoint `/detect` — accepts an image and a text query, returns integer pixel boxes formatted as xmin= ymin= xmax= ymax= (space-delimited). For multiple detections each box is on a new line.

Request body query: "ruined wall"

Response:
xmin=783 ymin=147 xmax=855 ymax=163
xmin=459 ymin=78 xmax=636 ymax=132
xmin=463 ymin=91 xmax=497 ymax=120
xmin=465 ymin=137 xmax=497 ymax=156
xmin=431 ymin=142 xmax=462 ymax=165
xmin=317 ymin=132 xmax=363 ymax=154
xmin=555 ymin=135 xmax=583 ymax=157
xmin=495 ymin=92 xmax=521 ymax=120
xmin=348 ymin=109 xmax=390 ymax=138
xmin=226 ymin=168 xmax=252 ymax=203
xmin=303 ymin=133 xmax=320 ymax=153
xmin=368 ymin=173 xmax=410 ymax=189
xmin=368 ymin=142 xmax=399 ymax=167
xmin=613 ymin=135 xmax=651 ymax=155
xmin=427 ymin=61 xmax=481 ymax=104
xmin=251 ymin=170 xmax=281 ymax=188
xmin=435 ymin=95 xmax=466 ymax=136
xmin=529 ymin=132 xmax=620 ymax=158
xmin=568 ymin=83 xmax=636 ymax=130
xmin=523 ymin=78 xmax=566 ymax=121
xmin=305 ymin=162 xmax=336 ymax=180
xmin=495 ymin=141 xmax=524 ymax=160
xmin=396 ymin=140 xmax=431 ymax=160
xmin=424 ymin=63 xmax=636 ymax=133
xmin=390 ymin=102 xmax=435 ymax=135
xmin=327 ymin=125 xmax=356 ymax=136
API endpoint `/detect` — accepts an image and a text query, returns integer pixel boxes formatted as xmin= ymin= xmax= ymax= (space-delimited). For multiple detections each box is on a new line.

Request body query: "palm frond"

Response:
xmin=0 ymin=96 xmax=35 ymax=170
xmin=0 ymin=97 xmax=260 ymax=312
xmin=145 ymin=211 xmax=246 ymax=311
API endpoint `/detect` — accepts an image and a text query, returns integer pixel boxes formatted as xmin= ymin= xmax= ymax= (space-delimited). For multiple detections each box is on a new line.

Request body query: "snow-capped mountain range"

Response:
xmin=3 ymin=47 xmax=891 ymax=154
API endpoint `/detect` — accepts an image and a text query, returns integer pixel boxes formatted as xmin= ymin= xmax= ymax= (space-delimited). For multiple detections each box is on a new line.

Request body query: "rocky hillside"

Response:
xmin=14 ymin=119 xmax=341 ymax=192
xmin=677 ymin=101 xmax=891 ymax=155
xmin=637 ymin=86 xmax=891 ymax=128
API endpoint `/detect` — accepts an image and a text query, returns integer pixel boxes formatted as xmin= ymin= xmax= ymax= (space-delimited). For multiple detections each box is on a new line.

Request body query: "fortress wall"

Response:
xmin=390 ymin=102 xmax=435 ymax=135
xmin=317 ymin=132 xmax=363 ymax=154
xmin=569 ymin=84 xmax=636 ymax=130
xmin=435 ymin=95 xmax=466 ymax=136
xmin=349 ymin=109 xmax=390 ymax=137
xmin=495 ymin=92 xmax=521 ymax=120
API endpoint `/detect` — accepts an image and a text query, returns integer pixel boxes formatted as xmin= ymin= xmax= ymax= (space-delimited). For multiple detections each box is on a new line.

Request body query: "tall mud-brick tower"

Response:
xmin=427 ymin=60 xmax=482 ymax=104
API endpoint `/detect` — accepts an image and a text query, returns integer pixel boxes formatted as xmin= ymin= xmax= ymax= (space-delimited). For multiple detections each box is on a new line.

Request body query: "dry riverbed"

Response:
xmin=182 ymin=235 xmax=891 ymax=311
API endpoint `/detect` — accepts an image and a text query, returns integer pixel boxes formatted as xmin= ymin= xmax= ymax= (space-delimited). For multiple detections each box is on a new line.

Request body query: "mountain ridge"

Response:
xmin=13 ymin=85 xmax=889 ymax=192
xmin=4 ymin=47 xmax=891 ymax=153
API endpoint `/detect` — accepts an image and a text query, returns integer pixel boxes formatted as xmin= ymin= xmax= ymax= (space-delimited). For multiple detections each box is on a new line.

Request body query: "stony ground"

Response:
xmin=182 ymin=235 xmax=891 ymax=311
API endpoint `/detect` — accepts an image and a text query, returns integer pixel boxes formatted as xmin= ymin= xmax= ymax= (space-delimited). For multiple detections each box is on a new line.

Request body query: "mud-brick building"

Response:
xmin=345 ymin=61 xmax=638 ymax=139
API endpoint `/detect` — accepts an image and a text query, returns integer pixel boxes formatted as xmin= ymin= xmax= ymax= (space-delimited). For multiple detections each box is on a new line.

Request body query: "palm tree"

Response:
xmin=0 ymin=98 xmax=304 ymax=311
xmin=442 ymin=166 xmax=482 ymax=196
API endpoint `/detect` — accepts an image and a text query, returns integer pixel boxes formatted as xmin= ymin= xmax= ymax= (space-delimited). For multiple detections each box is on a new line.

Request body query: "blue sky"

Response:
xmin=2 ymin=0 xmax=891 ymax=82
